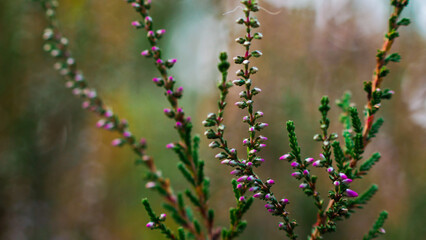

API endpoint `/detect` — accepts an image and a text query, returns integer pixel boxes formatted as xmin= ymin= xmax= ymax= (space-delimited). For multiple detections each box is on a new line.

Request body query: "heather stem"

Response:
xmin=127 ymin=1 xmax=214 ymax=238
xmin=39 ymin=0 xmax=199 ymax=238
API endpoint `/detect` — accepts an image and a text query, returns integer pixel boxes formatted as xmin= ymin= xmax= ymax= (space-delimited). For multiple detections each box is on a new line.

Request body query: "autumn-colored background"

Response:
xmin=1 ymin=0 xmax=425 ymax=239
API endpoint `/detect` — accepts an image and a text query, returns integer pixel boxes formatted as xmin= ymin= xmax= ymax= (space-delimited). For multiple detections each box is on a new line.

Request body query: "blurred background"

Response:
xmin=1 ymin=0 xmax=425 ymax=239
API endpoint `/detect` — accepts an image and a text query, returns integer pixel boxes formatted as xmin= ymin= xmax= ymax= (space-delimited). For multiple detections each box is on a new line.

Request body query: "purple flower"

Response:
xmin=131 ymin=21 xmax=141 ymax=27
xmin=157 ymin=29 xmax=166 ymax=35
xmin=159 ymin=213 xmax=167 ymax=221
xmin=327 ymin=167 xmax=334 ymax=173
xmin=230 ymin=169 xmax=240 ymax=175
xmin=342 ymin=179 xmax=353 ymax=184
xmin=141 ymin=50 xmax=150 ymax=56
xmin=145 ymin=182 xmax=155 ymax=189
xmin=278 ymin=222 xmax=284 ymax=228
xmin=96 ymin=119 xmax=106 ymax=128
xmin=237 ymin=183 xmax=243 ymax=189
xmin=246 ymin=175 xmax=255 ymax=181
xmin=299 ymin=183 xmax=308 ymax=189
xmin=280 ymin=198 xmax=289 ymax=204
xmin=166 ymin=143 xmax=174 ymax=149
xmin=253 ymin=193 xmax=263 ymax=198
xmin=145 ymin=16 xmax=152 ymax=23
xmin=237 ymin=176 xmax=248 ymax=182
xmin=146 ymin=222 xmax=155 ymax=229
xmin=259 ymin=135 xmax=268 ymax=141
xmin=221 ymin=160 xmax=230 ymax=164
xmin=291 ymin=172 xmax=301 ymax=178
xmin=303 ymin=170 xmax=309 ymax=176
xmin=279 ymin=154 xmax=290 ymax=161
xmin=243 ymin=139 xmax=249 ymax=145
xmin=334 ymin=181 xmax=340 ymax=186
xmin=345 ymin=189 xmax=359 ymax=197
xmin=265 ymin=193 xmax=271 ymax=199
xmin=81 ymin=101 xmax=90 ymax=109
xmin=312 ymin=160 xmax=321 ymax=167
xmin=266 ymin=179 xmax=275 ymax=185
xmin=104 ymin=110 xmax=113 ymax=118
xmin=123 ymin=131 xmax=132 ymax=138
xmin=111 ymin=138 xmax=123 ymax=147
xmin=305 ymin=157 xmax=315 ymax=163
xmin=339 ymin=173 xmax=348 ymax=179
xmin=239 ymin=196 xmax=245 ymax=202
xmin=290 ymin=162 xmax=299 ymax=168
xmin=246 ymin=162 xmax=253 ymax=167
xmin=249 ymin=186 xmax=259 ymax=192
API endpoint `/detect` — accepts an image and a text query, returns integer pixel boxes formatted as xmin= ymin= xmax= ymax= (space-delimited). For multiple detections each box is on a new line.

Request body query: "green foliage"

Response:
xmin=359 ymin=153 xmax=381 ymax=173
xmin=363 ymin=211 xmax=388 ymax=240
xmin=368 ymin=118 xmax=384 ymax=140
xmin=286 ymin=121 xmax=301 ymax=162
xmin=336 ymin=91 xmax=353 ymax=130
xmin=349 ymin=185 xmax=379 ymax=208
xmin=349 ymin=107 xmax=363 ymax=134
xmin=332 ymin=141 xmax=346 ymax=171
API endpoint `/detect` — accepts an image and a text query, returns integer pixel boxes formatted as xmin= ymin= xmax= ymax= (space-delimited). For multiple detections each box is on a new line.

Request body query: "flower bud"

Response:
xmin=345 ymin=189 xmax=359 ymax=197
xmin=111 ymin=138 xmax=124 ymax=147
xmin=233 ymin=79 xmax=245 ymax=86
xmin=209 ymin=141 xmax=220 ymax=148
xmin=279 ymin=154 xmax=291 ymax=161
xmin=146 ymin=222 xmax=155 ymax=229
xmin=251 ymin=50 xmax=262 ymax=57
xmin=290 ymin=162 xmax=299 ymax=168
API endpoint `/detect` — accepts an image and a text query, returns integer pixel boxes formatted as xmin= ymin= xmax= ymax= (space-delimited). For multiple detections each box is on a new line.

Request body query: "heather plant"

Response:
xmin=37 ymin=0 xmax=410 ymax=239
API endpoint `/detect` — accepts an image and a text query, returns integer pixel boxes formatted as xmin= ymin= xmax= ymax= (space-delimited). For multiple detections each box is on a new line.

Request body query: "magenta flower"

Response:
xmin=345 ymin=189 xmax=359 ymax=197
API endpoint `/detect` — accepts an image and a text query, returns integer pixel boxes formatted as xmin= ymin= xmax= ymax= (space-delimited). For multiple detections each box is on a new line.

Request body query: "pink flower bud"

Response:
xmin=345 ymin=189 xmax=358 ymax=197
xmin=239 ymin=196 xmax=245 ymax=202
xmin=253 ymin=193 xmax=263 ymax=198
xmin=290 ymin=162 xmax=299 ymax=168
xmin=111 ymin=138 xmax=123 ymax=147
xmin=159 ymin=213 xmax=166 ymax=221
xmin=123 ymin=131 xmax=132 ymax=138
xmin=299 ymin=183 xmax=308 ymax=188
xmin=131 ymin=21 xmax=141 ymax=27
xmin=145 ymin=182 xmax=156 ymax=189
xmin=327 ymin=167 xmax=334 ymax=173
xmin=266 ymin=179 xmax=275 ymax=185
xmin=303 ymin=170 xmax=309 ymax=176
xmin=237 ymin=176 xmax=248 ymax=182
xmin=312 ymin=160 xmax=321 ymax=167
xmin=141 ymin=50 xmax=150 ymax=56
xmin=279 ymin=154 xmax=290 ymax=161
xmin=166 ymin=143 xmax=174 ymax=149
xmin=334 ymin=181 xmax=340 ymax=186
xmin=146 ymin=222 xmax=155 ymax=229
xmin=339 ymin=173 xmax=348 ymax=179
xmin=291 ymin=172 xmax=301 ymax=178
xmin=342 ymin=179 xmax=353 ymax=184
xmin=305 ymin=157 xmax=314 ymax=163
xmin=96 ymin=119 xmax=106 ymax=128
